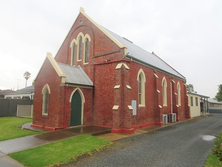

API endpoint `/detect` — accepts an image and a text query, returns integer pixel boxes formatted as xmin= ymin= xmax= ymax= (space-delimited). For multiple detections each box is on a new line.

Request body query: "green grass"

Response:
xmin=205 ymin=153 xmax=222 ymax=167
xmin=0 ymin=117 xmax=41 ymax=141
xmin=9 ymin=134 xmax=111 ymax=167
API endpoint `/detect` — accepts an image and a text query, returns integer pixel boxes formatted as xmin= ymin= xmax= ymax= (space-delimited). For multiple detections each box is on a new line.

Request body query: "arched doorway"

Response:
xmin=70 ymin=91 xmax=82 ymax=126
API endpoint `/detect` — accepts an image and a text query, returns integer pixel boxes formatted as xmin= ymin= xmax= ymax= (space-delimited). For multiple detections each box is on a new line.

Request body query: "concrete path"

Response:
xmin=0 ymin=125 xmax=110 ymax=167
xmin=71 ymin=114 xmax=222 ymax=167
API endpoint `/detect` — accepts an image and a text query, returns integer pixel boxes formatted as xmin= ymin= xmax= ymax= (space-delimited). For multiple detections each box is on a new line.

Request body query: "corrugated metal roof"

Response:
xmin=187 ymin=91 xmax=209 ymax=98
xmin=103 ymin=27 xmax=185 ymax=80
xmin=208 ymin=98 xmax=222 ymax=104
xmin=5 ymin=86 xmax=35 ymax=95
xmin=58 ymin=63 xmax=93 ymax=86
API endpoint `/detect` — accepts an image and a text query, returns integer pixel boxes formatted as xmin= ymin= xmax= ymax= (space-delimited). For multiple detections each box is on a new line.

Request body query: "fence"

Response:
xmin=0 ymin=99 xmax=33 ymax=117
xmin=17 ymin=105 xmax=33 ymax=118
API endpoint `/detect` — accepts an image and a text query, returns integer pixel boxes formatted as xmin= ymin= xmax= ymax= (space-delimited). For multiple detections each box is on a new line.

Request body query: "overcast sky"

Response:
xmin=0 ymin=0 xmax=221 ymax=98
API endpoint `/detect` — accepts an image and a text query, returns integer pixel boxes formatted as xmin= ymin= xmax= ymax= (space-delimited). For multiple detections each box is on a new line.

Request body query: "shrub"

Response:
xmin=212 ymin=133 xmax=222 ymax=161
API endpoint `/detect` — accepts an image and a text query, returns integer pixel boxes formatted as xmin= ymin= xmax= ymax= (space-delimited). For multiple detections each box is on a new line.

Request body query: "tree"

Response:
xmin=24 ymin=71 xmax=31 ymax=87
xmin=215 ymin=84 xmax=222 ymax=102
xmin=187 ymin=84 xmax=194 ymax=92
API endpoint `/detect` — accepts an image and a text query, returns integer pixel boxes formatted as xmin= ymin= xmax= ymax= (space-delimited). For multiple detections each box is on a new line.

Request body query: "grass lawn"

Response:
xmin=205 ymin=153 xmax=222 ymax=167
xmin=9 ymin=134 xmax=111 ymax=167
xmin=0 ymin=117 xmax=41 ymax=141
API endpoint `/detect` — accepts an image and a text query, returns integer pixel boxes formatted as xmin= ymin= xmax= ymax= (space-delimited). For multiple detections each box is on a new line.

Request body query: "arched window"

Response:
xmin=162 ymin=77 xmax=167 ymax=106
xmin=139 ymin=74 xmax=142 ymax=104
xmin=84 ymin=38 xmax=89 ymax=63
xmin=137 ymin=69 xmax=146 ymax=106
xmin=72 ymin=43 xmax=76 ymax=66
xmin=42 ymin=84 xmax=50 ymax=116
xmin=78 ymin=36 xmax=82 ymax=60
xmin=177 ymin=82 xmax=181 ymax=106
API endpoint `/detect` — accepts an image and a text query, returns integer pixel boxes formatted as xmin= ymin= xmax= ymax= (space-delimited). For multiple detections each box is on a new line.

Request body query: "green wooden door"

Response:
xmin=70 ymin=91 xmax=82 ymax=126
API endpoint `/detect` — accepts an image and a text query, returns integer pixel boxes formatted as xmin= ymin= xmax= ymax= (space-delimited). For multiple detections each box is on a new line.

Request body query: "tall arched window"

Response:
xmin=72 ymin=43 xmax=76 ymax=66
xmin=162 ymin=77 xmax=167 ymax=106
xmin=177 ymin=82 xmax=181 ymax=106
xmin=42 ymin=84 xmax=50 ymax=116
xmin=139 ymin=74 xmax=142 ymax=104
xmin=137 ymin=69 xmax=146 ymax=106
xmin=78 ymin=36 xmax=82 ymax=60
xmin=84 ymin=38 xmax=89 ymax=63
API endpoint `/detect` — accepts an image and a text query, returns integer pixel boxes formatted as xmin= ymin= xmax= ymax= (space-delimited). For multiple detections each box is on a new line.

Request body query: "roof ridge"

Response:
xmin=151 ymin=52 xmax=186 ymax=79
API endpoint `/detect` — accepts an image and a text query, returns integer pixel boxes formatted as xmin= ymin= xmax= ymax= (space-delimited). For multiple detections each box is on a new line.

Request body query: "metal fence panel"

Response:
xmin=0 ymin=99 xmax=33 ymax=117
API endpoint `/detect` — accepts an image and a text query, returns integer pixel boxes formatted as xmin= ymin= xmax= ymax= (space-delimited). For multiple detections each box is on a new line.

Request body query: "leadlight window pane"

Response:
xmin=72 ymin=44 xmax=76 ymax=65
xmin=139 ymin=75 xmax=142 ymax=93
xmin=78 ymin=36 xmax=82 ymax=60
xmin=85 ymin=39 xmax=89 ymax=63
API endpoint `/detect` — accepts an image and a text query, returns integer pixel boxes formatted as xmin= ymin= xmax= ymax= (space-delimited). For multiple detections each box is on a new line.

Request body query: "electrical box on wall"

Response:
xmin=132 ymin=100 xmax=137 ymax=115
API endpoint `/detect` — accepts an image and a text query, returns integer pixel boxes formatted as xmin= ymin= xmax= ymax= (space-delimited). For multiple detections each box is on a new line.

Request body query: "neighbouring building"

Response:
xmin=208 ymin=98 xmax=222 ymax=113
xmin=4 ymin=86 xmax=35 ymax=100
xmin=32 ymin=8 xmax=190 ymax=133
xmin=0 ymin=89 xmax=14 ymax=99
xmin=187 ymin=92 xmax=209 ymax=117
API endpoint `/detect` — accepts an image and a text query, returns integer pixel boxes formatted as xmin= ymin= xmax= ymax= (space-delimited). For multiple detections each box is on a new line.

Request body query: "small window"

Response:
xmin=139 ymin=74 xmax=142 ymax=104
xmin=191 ymin=97 xmax=193 ymax=106
xmin=162 ymin=77 xmax=167 ymax=106
xmin=84 ymin=38 xmax=89 ymax=63
xmin=78 ymin=36 xmax=82 ymax=60
xmin=137 ymin=69 xmax=146 ymax=106
xmin=196 ymin=97 xmax=198 ymax=106
xmin=177 ymin=82 xmax=181 ymax=106
xmin=42 ymin=84 xmax=50 ymax=116
xmin=72 ymin=44 xmax=76 ymax=65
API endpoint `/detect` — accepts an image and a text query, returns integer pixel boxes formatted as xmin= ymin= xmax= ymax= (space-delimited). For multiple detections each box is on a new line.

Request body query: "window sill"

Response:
xmin=139 ymin=104 xmax=145 ymax=107
xmin=41 ymin=114 xmax=48 ymax=118
xmin=163 ymin=104 xmax=167 ymax=107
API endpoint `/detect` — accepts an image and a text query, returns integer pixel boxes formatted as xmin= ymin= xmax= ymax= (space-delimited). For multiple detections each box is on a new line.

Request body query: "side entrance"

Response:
xmin=70 ymin=91 xmax=82 ymax=126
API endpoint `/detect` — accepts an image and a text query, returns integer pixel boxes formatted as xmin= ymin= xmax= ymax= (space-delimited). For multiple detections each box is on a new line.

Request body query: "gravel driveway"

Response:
xmin=64 ymin=114 xmax=222 ymax=167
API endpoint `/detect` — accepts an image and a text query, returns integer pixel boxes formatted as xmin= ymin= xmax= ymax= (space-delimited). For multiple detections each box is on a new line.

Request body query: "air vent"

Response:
xmin=162 ymin=114 xmax=168 ymax=125
xmin=169 ymin=113 xmax=176 ymax=122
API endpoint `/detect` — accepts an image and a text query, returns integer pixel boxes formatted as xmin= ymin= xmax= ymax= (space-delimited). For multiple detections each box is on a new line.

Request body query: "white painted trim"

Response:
xmin=154 ymin=73 xmax=159 ymax=78
xmin=137 ymin=69 xmax=146 ymax=82
xmin=115 ymin=63 xmax=122 ymax=69
xmin=126 ymin=85 xmax=131 ymax=89
xmin=41 ymin=84 xmax=51 ymax=94
xmin=112 ymin=105 xmax=119 ymax=110
xmin=122 ymin=63 xmax=130 ymax=70
xmin=114 ymin=85 xmax=120 ymax=89
xmin=80 ymin=8 xmax=126 ymax=49
xmin=128 ymin=105 xmax=133 ymax=110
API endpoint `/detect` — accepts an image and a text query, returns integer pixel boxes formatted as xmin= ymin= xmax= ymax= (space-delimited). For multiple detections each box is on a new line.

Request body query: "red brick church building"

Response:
xmin=32 ymin=8 xmax=190 ymax=134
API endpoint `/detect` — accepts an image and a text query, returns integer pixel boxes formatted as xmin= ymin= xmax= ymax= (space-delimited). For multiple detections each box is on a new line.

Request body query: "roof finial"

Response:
xmin=80 ymin=7 xmax=85 ymax=13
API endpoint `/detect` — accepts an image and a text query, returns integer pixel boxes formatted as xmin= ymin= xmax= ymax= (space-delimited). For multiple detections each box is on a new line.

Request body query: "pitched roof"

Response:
xmin=187 ymin=91 xmax=209 ymax=98
xmin=5 ymin=86 xmax=34 ymax=95
xmin=208 ymin=98 xmax=222 ymax=104
xmin=58 ymin=63 xmax=93 ymax=86
xmin=103 ymin=28 xmax=185 ymax=80
xmin=78 ymin=8 xmax=185 ymax=80
xmin=0 ymin=90 xmax=15 ymax=95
